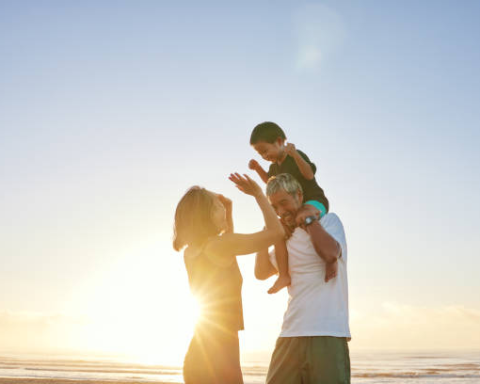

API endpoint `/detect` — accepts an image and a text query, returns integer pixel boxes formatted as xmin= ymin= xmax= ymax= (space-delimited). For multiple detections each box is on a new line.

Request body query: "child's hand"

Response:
xmin=229 ymin=173 xmax=263 ymax=197
xmin=285 ymin=143 xmax=297 ymax=157
xmin=248 ymin=159 xmax=260 ymax=170
xmin=325 ymin=260 xmax=338 ymax=282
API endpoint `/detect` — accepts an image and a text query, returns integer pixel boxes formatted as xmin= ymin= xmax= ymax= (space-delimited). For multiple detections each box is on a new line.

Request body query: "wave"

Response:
xmin=1 ymin=352 xmax=479 ymax=383
xmin=354 ymin=372 xmax=480 ymax=379
xmin=22 ymin=367 xmax=181 ymax=376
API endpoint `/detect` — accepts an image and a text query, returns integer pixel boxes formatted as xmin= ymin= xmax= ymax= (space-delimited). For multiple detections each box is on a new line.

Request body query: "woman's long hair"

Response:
xmin=173 ymin=186 xmax=219 ymax=251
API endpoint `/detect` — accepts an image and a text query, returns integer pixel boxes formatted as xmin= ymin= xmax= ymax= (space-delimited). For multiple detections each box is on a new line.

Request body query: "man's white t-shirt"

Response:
xmin=269 ymin=212 xmax=351 ymax=338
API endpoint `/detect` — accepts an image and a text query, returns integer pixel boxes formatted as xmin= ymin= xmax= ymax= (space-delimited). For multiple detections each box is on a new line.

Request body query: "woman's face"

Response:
xmin=210 ymin=193 xmax=227 ymax=233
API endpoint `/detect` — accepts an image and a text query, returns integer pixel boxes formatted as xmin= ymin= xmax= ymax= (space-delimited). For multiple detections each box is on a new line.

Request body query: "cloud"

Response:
xmin=293 ymin=4 xmax=347 ymax=71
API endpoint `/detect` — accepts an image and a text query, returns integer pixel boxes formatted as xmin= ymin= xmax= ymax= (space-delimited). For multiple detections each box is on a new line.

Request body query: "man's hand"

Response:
xmin=229 ymin=173 xmax=263 ymax=197
xmin=295 ymin=205 xmax=320 ymax=228
xmin=325 ymin=260 xmax=338 ymax=282
xmin=248 ymin=159 xmax=260 ymax=170
xmin=284 ymin=143 xmax=297 ymax=157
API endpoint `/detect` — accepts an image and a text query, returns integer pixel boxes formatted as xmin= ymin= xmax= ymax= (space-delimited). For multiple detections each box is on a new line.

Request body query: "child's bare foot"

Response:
xmin=268 ymin=275 xmax=291 ymax=294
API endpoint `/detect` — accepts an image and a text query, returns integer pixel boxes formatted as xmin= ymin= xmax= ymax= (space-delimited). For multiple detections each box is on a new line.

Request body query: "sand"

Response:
xmin=0 ymin=380 xmax=174 ymax=384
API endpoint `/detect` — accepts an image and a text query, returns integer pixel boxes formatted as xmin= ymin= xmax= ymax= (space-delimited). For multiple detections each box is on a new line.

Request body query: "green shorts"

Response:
xmin=266 ymin=336 xmax=350 ymax=384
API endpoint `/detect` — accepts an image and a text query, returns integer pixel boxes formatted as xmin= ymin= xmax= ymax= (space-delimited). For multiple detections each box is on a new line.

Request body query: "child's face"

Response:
xmin=252 ymin=139 xmax=284 ymax=163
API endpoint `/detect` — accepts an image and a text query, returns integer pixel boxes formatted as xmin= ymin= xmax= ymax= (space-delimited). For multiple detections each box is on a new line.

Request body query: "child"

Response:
xmin=248 ymin=121 xmax=330 ymax=293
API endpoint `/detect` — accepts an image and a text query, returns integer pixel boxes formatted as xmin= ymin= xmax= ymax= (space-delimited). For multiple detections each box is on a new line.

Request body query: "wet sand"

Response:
xmin=0 ymin=380 xmax=174 ymax=384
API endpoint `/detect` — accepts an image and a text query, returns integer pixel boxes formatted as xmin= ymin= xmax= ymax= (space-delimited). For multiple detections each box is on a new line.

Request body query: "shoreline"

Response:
xmin=0 ymin=380 xmax=175 ymax=384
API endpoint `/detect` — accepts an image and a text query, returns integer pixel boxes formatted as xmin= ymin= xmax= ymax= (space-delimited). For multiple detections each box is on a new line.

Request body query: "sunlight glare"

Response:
xmin=69 ymin=241 xmax=203 ymax=365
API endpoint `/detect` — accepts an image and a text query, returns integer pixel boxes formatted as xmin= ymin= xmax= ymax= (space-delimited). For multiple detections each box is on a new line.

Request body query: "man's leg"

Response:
xmin=305 ymin=336 xmax=350 ymax=384
xmin=266 ymin=337 xmax=305 ymax=384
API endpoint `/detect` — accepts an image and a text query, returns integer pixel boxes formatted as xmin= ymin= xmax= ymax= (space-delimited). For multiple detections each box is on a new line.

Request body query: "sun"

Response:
xmin=71 ymin=242 xmax=203 ymax=366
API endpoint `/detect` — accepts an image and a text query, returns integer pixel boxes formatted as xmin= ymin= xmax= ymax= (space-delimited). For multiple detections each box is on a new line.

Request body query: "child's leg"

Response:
xmin=268 ymin=240 xmax=291 ymax=294
xmin=304 ymin=200 xmax=337 ymax=283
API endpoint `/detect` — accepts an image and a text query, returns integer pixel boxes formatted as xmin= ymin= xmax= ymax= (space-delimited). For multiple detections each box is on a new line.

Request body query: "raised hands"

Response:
xmin=217 ymin=194 xmax=232 ymax=209
xmin=248 ymin=159 xmax=260 ymax=170
xmin=284 ymin=142 xmax=297 ymax=157
xmin=247 ymin=159 xmax=269 ymax=184
xmin=228 ymin=173 xmax=263 ymax=197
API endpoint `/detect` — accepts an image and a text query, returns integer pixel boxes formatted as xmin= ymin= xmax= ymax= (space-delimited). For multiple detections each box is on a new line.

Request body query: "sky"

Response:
xmin=1 ymin=0 xmax=480 ymax=364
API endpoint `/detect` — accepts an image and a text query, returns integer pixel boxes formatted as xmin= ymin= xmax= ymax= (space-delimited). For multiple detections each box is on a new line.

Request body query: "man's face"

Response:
xmin=252 ymin=139 xmax=284 ymax=162
xmin=268 ymin=189 xmax=303 ymax=227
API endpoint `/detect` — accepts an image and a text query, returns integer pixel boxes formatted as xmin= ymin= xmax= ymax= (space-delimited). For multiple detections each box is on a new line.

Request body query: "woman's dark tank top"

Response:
xmin=184 ymin=247 xmax=244 ymax=333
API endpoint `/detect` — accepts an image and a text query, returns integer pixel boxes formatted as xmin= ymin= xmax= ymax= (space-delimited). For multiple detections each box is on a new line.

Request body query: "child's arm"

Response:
xmin=296 ymin=205 xmax=341 ymax=264
xmin=248 ymin=159 xmax=270 ymax=183
xmin=285 ymin=143 xmax=315 ymax=180
xmin=297 ymin=205 xmax=339 ymax=282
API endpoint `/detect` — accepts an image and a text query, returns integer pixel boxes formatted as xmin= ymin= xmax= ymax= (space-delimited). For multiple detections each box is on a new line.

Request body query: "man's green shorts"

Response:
xmin=266 ymin=336 xmax=350 ymax=384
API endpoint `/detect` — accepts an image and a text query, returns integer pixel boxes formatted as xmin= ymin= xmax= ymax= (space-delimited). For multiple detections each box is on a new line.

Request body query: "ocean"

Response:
xmin=0 ymin=350 xmax=479 ymax=383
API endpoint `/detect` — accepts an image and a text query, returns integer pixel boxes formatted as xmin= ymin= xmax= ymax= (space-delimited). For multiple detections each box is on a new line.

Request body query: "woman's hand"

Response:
xmin=229 ymin=173 xmax=263 ymax=197
xmin=217 ymin=194 xmax=232 ymax=209
xmin=217 ymin=193 xmax=233 ymax=233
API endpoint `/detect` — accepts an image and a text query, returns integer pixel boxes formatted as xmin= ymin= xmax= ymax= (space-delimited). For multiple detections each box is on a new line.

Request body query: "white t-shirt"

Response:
xmin=269 ymin=212 xmax=351 ymax=338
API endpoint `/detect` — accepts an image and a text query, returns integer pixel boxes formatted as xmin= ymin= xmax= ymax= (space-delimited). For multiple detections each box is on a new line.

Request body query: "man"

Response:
xmin=255 ymin=173 xmax=351 ymax=384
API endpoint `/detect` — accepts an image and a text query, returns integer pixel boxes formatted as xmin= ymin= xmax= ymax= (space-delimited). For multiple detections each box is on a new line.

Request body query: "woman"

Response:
xmin=173 ymin=173 xmax=284 ymax=384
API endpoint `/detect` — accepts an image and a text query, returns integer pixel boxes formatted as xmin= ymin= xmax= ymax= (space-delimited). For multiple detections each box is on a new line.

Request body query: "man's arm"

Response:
xmin=306 ymin=221 xmax=341 ymax=263
xmin=296 ymin=206 xmax=341 ymax=264
xmin=254 ymin=248 xmax=277 ymax=280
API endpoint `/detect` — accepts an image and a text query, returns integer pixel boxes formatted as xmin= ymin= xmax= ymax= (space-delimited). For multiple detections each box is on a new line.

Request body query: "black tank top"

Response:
xmin=184 ymin=248 xmax=244 ymax=333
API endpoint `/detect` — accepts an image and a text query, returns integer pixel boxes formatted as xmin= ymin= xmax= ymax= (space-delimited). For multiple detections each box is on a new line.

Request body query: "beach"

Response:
xmin=0 ymin=380 xmax=171 ymax=384
xmin=1 ymin=350 xmax=479 ymax=384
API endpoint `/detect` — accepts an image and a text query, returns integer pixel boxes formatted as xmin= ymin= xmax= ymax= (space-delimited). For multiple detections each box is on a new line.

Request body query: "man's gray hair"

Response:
xmin=266 ymin=173 xmax=303 ymax=197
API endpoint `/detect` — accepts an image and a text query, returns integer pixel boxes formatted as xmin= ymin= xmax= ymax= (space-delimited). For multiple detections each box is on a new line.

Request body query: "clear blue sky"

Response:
xmin=1 ymin=0 xmax=479 ymax=356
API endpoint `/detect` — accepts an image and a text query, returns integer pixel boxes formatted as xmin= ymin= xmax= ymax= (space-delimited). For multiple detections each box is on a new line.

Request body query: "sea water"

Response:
xmin=0 ymin=350 xmax=479 ymax=383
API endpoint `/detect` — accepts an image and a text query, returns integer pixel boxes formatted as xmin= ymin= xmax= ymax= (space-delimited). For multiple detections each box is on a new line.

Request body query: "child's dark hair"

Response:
xmin=250 ymin=122 xmax=287 ymax=145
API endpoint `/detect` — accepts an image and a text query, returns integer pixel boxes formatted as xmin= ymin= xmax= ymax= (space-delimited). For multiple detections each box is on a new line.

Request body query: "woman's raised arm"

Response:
xmin=206 ymin=174 xmax=284 ymax=260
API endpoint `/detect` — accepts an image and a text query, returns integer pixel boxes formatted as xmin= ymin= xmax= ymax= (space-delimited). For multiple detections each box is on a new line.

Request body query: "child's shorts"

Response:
xmin=304 ymin=200 xmax=327 ymax=218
